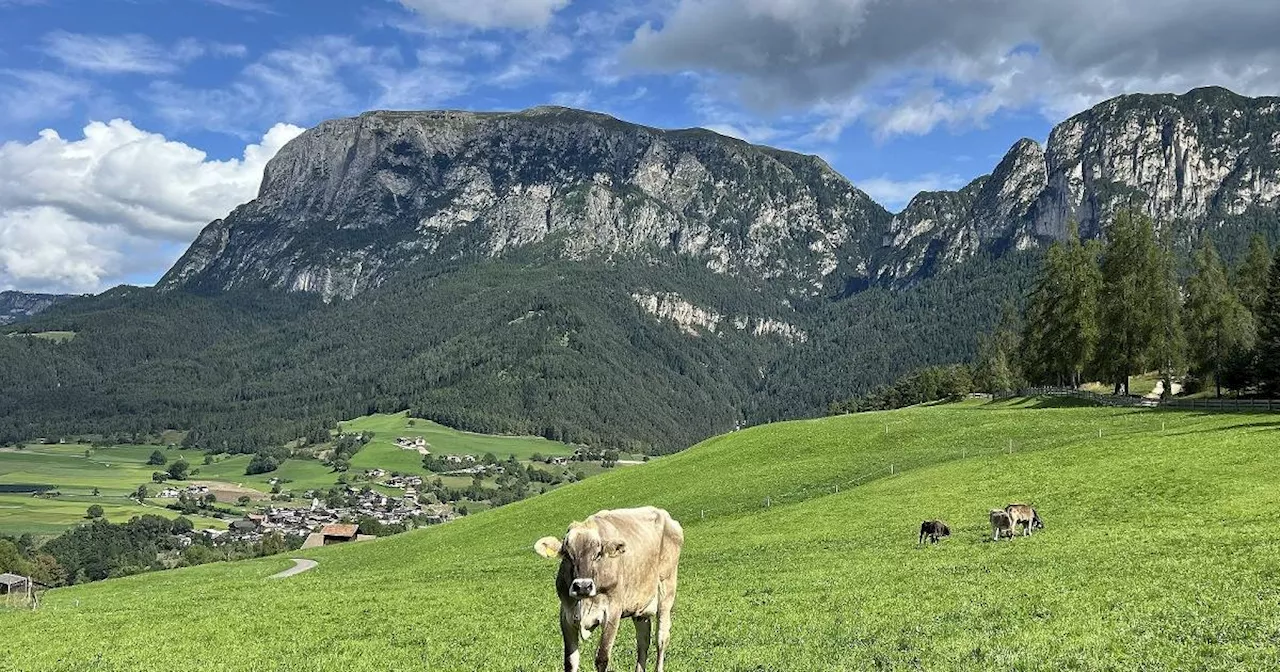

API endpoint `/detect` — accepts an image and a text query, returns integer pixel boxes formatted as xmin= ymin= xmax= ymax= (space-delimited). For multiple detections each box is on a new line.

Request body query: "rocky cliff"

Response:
xmin=0 ymin=291 xmax=68 ymax=325
xmin=161 ymin=107 xmax=891 ymax=300
xmin=162 ymin=88 xmax=1280 ymax=298
xmin=881 ymin=87 xmax=1280 ymax=284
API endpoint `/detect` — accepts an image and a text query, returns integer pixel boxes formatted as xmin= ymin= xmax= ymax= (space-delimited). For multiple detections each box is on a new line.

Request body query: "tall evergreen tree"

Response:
xmin=1096 ymin=210 xmax=1162 ymax=395
xmin=1148 ymin=227 xmax=1185 ymax=398
xmin=1021 ymin=222 xmax=1101 ymax=387
xmin=1185 ymin=239 xmax=1251 ymax=397
xmin=976 ymin=303 xmax=1022 ymax=395
xmin=1235 ymin=233 xmax=1273 ymax=316
xmin=1258 ymin=247 xmax=1280 ymax=397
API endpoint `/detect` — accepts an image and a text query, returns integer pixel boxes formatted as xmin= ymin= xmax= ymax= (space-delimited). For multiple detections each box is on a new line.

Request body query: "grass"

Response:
xmin=341 ymin=412 xmax=579 ymax=463
xmin=2 ymin=400 xmax=1278 ymax=670
xmin=0 ymin=413 xmax=590 ymax=537
xmin=7 ymin=330 xmax=76 ymax=343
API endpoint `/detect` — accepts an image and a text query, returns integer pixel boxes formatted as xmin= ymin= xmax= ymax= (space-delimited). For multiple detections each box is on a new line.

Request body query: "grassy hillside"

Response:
xmin=0 ymin=414 xmax=589 ymax=537
xmin=2 ymin=401 xmax=1278 ymax=670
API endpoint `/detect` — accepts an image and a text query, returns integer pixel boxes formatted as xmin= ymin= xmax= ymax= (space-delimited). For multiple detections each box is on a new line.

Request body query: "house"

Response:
xmin=0 ymin=573 xmax=29 ymax=596
xmin=229 ymin=519 xmax=259 ymax=535
xmin=319 ymin=523 xmax=361 ymax=544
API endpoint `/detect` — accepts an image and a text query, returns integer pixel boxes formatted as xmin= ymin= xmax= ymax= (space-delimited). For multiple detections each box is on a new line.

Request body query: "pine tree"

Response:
xmin=1235 ymin=233 xmax=1272 ymax=316
xmin=1148 ymin=228 xmax=1185 ymax=397
xmin=1257 ymin=247 xmax=1280 ymax=397
xmin=1020 ymin=222 xmax=1101 ymax=387
xmin=1186 ymin=238 xmax=1255 ymax=397
xmin=977 ymin=304 xmax=1022 ymax=394
xmin=1096 ymin=210 xmax=1161 ymax=395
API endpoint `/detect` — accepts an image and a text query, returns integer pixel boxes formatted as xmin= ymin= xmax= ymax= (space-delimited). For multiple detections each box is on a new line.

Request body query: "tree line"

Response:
xmin=981 ymin=211 xmax=1280 ymax=397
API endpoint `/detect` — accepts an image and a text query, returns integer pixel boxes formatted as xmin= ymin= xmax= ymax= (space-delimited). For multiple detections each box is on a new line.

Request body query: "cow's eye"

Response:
xmin=594 ymin=551 xmax=603 ymax=561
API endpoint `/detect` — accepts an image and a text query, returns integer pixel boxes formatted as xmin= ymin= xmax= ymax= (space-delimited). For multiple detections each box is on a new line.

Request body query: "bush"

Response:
xmin=166 ymin=460 xmax=190 ymax=481
xmin=246 ymin=454 xmax=280 ymax=475
xmin=86 ymin=504 xmax=104 ymax=519
xmin=147 ymin=450 xmax=167 ymax=466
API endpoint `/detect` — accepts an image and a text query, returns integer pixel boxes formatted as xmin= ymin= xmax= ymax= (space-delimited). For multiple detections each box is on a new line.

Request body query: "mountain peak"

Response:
xmin=162 ymin=105 xmax=890 ymax=300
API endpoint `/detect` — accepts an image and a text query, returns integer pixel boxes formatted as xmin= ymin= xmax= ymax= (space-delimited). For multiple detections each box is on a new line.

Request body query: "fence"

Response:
xmin=1014 ymin=387 xmax=1279 ymax=412
xmin=676 ymin=409 xmax=1199 ymax=527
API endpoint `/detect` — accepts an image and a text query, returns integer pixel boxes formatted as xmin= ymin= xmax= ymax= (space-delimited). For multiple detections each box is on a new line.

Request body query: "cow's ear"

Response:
xmin=534 ymin=536 xmax=563 ymax=559
xmin=604 ymin=540 xmax=627 ymax=557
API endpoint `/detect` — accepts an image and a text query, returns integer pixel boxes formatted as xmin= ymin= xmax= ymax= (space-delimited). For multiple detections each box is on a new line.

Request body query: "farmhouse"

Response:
xmin=0 ymin=573 xmax=29 ymax=596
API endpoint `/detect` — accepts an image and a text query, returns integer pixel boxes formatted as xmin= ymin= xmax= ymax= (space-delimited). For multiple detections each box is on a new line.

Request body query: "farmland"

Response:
xmin=0 ymin=412 xmax=588 ymax=537
xmin=2 ymin=400 xmax=1278 ymax=670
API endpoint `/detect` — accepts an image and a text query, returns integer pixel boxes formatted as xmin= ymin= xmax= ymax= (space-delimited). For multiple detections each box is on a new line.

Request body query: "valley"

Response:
xmin=2 ymin=401 xmax=1277 ymax=670
xmin=0 ymin=412 xmax=632 ymax=540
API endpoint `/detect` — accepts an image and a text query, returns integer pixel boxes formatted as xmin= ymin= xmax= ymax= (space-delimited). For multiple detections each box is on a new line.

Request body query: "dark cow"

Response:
xmin=534 ymin=506 xmax=684 ymax=672
xmin=989 ymin=508 xmax=1015 ymax=541
xmin=1004 ymin=503 xmax=1044 ymax=536
xmin=918 ymin=519 xmax=951 ymax=545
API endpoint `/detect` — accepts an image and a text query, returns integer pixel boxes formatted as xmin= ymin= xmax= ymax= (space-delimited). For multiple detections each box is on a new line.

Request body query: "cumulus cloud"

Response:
xmin=397 ymin=0 xmax=571 ymax=30
xmin=623 ymin=0 xmax=1280 ymax=138
xmin=0 ymin=120 xmax=304 ymax=292
xmin=855 ymin=173 xmax=967 ymax=212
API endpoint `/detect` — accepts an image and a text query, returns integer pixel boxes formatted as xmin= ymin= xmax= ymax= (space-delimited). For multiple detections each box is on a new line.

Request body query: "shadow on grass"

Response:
xmin=983 ymin=396 xmax=1108 ymax=410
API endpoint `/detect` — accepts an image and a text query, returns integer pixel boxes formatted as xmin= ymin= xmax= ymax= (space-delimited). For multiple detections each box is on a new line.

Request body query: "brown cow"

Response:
xmin=989 ymin=508 xmax=1015 ymax=541
xmin=1004 ymin=503 xmax=1044 ymax=536
xmin=534 ymin=506 xmax=684 ymax=672
xmin=918 ymin=519 xmax=951 ymax=545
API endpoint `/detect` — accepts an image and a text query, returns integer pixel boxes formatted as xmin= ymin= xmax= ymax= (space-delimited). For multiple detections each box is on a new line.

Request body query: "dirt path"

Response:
xmin=268 ymin=558 xmax=317 ymax=579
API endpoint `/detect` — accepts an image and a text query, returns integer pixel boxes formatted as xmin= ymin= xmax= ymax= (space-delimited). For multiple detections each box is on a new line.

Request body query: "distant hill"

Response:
xmin=0 ymin=290 xmax=70 ymax=325
xmin=3 ymin=402 xmax=1277 ymax=669
xmin=2 ymin=88 xmax=1278 ymax=453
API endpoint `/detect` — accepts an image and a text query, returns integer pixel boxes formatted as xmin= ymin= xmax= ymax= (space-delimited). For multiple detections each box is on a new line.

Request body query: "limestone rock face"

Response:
xmin=878 ymin=87 xmax=1280 ymax=285
xmin=161 ymin=107 xmax=890 ymax=300
xmin=0 ymin=291 xmax=69 ymax=325
xmin=161 ymin=89 xmax=1280 ymax=299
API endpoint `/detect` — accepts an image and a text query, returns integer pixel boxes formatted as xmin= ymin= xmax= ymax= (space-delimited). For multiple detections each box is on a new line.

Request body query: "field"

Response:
xmin=0 ymin=413 xmax=587 ymax=537
xmin=2 ymin=400 xmax=1278 ymax=670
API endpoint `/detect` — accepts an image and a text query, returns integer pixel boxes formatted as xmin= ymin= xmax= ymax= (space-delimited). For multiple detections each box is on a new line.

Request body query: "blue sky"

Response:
xmin=2 ymin=0 xmax=1278 ymax=293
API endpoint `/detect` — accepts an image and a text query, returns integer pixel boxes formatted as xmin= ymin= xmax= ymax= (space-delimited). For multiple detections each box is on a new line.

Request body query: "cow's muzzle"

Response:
xmin=569 ymin=578 xmax=597 ymax=598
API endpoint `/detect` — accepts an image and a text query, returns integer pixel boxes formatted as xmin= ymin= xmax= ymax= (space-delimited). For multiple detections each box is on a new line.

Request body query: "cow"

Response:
xmin=989 ymin=508 xmax=1015 ymax=541
xmin=1004 ymin=503 xmax=1043 ymax=536
xmin=918 ymin=519 xmax=951 ymax=545
xmin=534 ymin=506 xmax=685 ymax=672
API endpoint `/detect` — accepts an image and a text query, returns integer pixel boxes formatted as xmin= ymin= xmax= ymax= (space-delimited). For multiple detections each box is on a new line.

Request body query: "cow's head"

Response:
xmin=1032 ymin=511 xmax=1045 ymax=530
xmin=534 ymin=522 xmax=627 ymax=600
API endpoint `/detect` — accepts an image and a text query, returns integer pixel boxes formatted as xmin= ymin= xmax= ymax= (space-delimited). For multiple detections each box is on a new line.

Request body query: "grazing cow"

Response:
xmin=1004 ymin=503 xmax=1044 ymax=536
xmin=534 ymin=506 xmax=685 ymax=672
xmin=918 ymin=519 xmax=951 ymax=545
xmin=989 ymin=509 xmax=1015 ymax=541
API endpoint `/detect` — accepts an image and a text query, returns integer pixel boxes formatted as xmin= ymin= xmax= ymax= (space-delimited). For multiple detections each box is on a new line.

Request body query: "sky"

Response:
xmin=2 ymin=0 xmax=1280 ymax=294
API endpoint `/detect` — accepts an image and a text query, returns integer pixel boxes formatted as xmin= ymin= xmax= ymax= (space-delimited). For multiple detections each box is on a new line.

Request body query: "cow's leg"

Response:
xmin=561 ymin=611 xmax=582 ymax=672
xmin=656 ymin=579 xmax=677 ymax=672
xmin=634 ymin=616 xmax=652 ymax=672
xmin=595 ymin=612 xmax=620 ymax=672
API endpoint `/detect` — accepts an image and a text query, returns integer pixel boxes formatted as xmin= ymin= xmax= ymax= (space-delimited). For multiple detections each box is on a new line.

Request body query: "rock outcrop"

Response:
xmin=161 ymin=107 xmax=890 ymax=300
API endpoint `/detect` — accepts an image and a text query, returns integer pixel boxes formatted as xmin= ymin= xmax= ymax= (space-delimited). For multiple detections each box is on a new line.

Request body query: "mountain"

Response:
xmin=0 ymin=291 xmax=70 ymax=325
xmin=161 ymin=107 xmax=891 ymax=301
xmin=882 ymin=87 xmax=1280 ymax=284
xmin=3 ymin=88 xmax=1279 ymax=454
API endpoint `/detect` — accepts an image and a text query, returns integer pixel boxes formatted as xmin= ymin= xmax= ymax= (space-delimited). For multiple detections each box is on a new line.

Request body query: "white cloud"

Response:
xmin=0 ymin=120 xmax=304 ymax=292
xmin=397 ymin=0 xmax=572 ymax=30
xmin=42 ymin=32 xmax=178 ymax=74
xmin=855 ymin=173 xmax=966 ymax=212
xmin=0 ymin=70 xmax=90 ymax=124
xmin=41 ymin=32 xmax=246 ymax=75
xmin=202 ymin=0 xmax=277 ymax=13
xmin=623 ymin=0 xmax=1280 ymax=138
xmin=550 ymin=90 xmax=592 ymax=108
xmin=146 ymin=37 xmax=470 ymax=134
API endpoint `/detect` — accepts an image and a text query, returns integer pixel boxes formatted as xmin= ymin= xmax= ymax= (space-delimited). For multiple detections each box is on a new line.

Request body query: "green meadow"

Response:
xmin=3 ymin=400 xmax=1278 ymax=670
xmin=0 ymin=413 xmax=586 ymax=536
